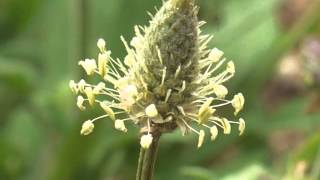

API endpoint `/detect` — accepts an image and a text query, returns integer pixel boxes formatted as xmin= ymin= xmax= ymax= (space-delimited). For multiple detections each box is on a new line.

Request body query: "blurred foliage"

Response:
xmin=0 ymin=0 xmax=320 ymax=180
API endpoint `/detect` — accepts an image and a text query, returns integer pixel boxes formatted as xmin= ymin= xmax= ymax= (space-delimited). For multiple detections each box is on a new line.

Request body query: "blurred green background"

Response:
xmin=1 ymin=0 xmax=320 ymax=179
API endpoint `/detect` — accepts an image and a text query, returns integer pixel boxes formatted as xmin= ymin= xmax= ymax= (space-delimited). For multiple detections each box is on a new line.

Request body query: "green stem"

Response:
xmin=136 ymin=133 xmax=161 ymax=180
xmin=136 ymin=147 xmax=146 ymax=180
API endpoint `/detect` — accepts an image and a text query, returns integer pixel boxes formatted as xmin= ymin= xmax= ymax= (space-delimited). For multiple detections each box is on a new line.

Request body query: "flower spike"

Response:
xmin=69 ymin=0 xmax=245 ymax=149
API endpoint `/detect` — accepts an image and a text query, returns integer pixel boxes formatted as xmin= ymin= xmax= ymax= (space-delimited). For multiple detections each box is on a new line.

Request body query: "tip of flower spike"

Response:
xmin=81 ymin=120 xmax=94 ymax=135
xmin=140 ymin=134 xmax=153 ymax=149
xmin=170 ymin=0 xmax=194 ymax=8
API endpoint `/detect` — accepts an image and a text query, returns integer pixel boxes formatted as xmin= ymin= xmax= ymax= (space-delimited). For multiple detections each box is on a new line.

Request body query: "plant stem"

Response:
xmin=136 ymin=133 xmax=161 ymax=180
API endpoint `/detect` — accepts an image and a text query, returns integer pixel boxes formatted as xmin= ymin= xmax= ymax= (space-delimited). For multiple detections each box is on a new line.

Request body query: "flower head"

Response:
xmin=69 ymin=0 xmax=245 ymax=149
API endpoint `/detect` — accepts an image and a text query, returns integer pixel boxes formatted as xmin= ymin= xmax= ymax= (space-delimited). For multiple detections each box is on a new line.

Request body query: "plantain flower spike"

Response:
xmin=69 ymin=0 xmax=246 ymax=148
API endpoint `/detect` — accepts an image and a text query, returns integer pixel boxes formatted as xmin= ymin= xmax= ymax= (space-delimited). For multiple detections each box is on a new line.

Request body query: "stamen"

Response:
xmin=179 ymin=81 xmax=186 ymax=93
xmin=165 ymin=89 xmax=172 ymax=103
xmin=174 ymin=65 xmax=181 ymax=78
xmin=161 ymin=67 xmax=167 ymax=86
xmin=180 ymin=117 xmax=200 ymax=135
xmin=157 ymin=47 xmax=163 ymax=65
xmin=91 ymin=114 xmax=109 ymax=122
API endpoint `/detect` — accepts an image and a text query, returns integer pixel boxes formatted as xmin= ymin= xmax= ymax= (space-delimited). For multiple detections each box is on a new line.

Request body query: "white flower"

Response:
xmin=232 ymin=93 xmax=245 ymax=115
xmin=115 ymin=120 xmax=127 ymax=132
xmin=81 ymin=120 xmax=94 ymax=135
xmin=145 ymin=104 xmax=158 ymax=118
xmin=79 ymin=59 xmax=97 ymax=75
xmin=140 ymin=134 xmax=153 ymax=149
xmin=208 ymin=48 xmax=224 ymax=63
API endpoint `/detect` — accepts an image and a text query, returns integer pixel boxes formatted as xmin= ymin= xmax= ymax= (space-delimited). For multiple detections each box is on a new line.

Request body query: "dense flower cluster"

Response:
xmin=69 ymin=0 xmax=245 ymax=149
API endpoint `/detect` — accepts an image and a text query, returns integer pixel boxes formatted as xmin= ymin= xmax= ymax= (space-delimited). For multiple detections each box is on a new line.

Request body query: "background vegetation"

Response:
xmin=0 ymin=0 xmax=320 ymax=179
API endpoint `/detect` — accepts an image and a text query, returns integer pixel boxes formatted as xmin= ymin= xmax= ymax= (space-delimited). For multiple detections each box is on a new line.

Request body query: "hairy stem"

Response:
xmin=136 ymin=133 xmax=161 ymax=180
